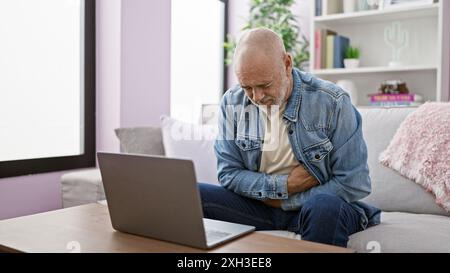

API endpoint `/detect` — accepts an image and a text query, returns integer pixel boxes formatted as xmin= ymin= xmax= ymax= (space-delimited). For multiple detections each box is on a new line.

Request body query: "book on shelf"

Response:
xmin=368 ymin=93 xmax=424 ymax=107
xmin=326 ymin=35 xmax=335 ymax=69
xmin=369 ymin=93 xmax=416 ymax=103
xmin=370 ymin=102 xmax=423 ymax=107
xmin=315 ymin=0 xmax=322 ymax=16
xmin=314 ymin=29 xmax=336 ymax=69
xmin=321 ymin=0 xmax=342 ymax=16
xmin=333 ymin=35 xmax=350 ymax=69
xmin=314 ymin=30 xmax=321 ymax=69
xmin=315 ymin=29 xmax=350 ymax=70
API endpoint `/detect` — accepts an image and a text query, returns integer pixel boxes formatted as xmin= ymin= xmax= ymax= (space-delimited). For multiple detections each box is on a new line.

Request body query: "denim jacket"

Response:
xmin=214 ymin=68 xmax=381 ymax=229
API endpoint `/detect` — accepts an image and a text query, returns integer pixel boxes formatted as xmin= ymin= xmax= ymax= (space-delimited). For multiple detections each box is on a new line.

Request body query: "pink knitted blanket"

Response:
xmin=379 ymin=102 xmax=450 ymax=212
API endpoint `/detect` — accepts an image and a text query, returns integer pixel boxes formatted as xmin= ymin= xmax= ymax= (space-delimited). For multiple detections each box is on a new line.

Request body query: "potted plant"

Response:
xmin=224 ymin=0 xmax=310 ymax=70
xmin=344 ymin=46 xmax=361 ymax=69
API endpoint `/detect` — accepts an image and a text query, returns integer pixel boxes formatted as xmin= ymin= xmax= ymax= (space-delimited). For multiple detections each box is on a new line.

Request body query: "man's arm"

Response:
xmin=281 ymin=94 xmax=371 ymax=211
xmin=214 ymin=95 xmax=289 ymax=201
xmin=263 ymin=164 xmax=319 ymax=208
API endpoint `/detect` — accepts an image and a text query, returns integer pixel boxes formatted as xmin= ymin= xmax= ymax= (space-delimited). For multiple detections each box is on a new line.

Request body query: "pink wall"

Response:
xmin=0 ymin=0 xmax=171 ymax=220
xmin=97 ymin=0 xmax=121 ymax=153
xmin=0 ymin=172 xmax=65 ymax=220
xmin=120 ymin=0 xmax=171 ymax=127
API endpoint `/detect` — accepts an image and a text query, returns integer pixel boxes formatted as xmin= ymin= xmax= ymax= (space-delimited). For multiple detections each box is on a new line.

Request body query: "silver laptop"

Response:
xmin=97 ymin=152 xmax=255 ymax=249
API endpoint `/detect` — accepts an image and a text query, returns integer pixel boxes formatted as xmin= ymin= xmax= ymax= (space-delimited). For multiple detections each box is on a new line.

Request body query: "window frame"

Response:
xmin=0 ymin=0 xmax=96 ymax=178
xmin=222 ymin=0 xmax=229 ymax=92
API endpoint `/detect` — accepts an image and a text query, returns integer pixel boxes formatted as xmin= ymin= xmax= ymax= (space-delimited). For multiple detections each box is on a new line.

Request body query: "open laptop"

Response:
xmin=97 ymin=152 xmax=255 ymax=249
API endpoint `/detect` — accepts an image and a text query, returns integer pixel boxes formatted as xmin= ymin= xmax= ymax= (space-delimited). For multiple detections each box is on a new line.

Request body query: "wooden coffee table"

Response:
xmin=0 ymin=204 xmax=353 ymax=253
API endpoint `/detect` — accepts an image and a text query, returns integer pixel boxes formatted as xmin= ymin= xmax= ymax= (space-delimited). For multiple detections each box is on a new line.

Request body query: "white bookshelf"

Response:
xmin=313 ymin=65 xmax=437 ymax=75
xmin=314 ymin=3 xmax=439 ymax=25
xmin=310 ymin=0 xmax=450 ymax=106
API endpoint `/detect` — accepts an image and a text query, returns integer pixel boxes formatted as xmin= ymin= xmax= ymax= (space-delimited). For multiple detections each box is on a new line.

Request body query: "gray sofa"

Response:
xmin=61 ymin=107 xmax=450 ymax=253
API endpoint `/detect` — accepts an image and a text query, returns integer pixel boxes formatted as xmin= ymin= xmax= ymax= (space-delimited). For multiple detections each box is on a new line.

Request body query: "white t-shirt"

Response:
xmin=257 ymin=103 xmax=299 ymax=175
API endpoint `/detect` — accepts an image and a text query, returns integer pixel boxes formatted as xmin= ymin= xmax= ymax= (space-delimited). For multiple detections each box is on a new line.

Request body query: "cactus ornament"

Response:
xmin=384 ymin=22 xmax=410 ymax=67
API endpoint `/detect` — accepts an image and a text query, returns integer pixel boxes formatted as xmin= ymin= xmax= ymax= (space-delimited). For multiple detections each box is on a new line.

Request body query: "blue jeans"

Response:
xmin=199 ymin=183 xmax=362 ymax=247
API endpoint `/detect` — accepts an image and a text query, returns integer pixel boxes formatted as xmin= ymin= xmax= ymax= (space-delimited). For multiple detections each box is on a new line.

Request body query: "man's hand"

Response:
xmin=287 ymin=165 xmax=320 ymax=195
xmin=263 ymin=165 xmax=319 ymax=208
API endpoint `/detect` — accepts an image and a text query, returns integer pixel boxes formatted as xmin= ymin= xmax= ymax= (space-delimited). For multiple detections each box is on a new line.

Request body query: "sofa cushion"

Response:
xmin=261 ymin=212 xmax=450 ymax=253
xmin=115 ymin=127 xmax=165 ymax=156
xmin=61 ymin=168 xmax=105 ymax=208
xmin=379 ymin=103 xmax=450 ymax=212
xmin=358 ymin=107 xmax=450 ymax=217
xmin=161 ymin=116 xmax=219 ymax=184
xmin=348 ymin=212 xmax=450 ymax=253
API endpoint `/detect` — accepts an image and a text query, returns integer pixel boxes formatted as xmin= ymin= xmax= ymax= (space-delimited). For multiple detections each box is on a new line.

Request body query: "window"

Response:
xmin=0 ymin=0 xmax=95 ymax=178
xmin=170 ymin=0 xmax=227 ymax=124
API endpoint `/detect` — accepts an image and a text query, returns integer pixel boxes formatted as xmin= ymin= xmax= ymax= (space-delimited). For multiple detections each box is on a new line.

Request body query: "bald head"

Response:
xmin=234 ymin=28 xmax=286 ymax=72
xmin=233 ymin=28 xmax=293 ymax=107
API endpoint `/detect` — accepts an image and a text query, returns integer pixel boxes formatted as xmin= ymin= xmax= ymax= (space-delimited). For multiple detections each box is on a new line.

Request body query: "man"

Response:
xmin=199 ymin=28 xmax=380 ymax=247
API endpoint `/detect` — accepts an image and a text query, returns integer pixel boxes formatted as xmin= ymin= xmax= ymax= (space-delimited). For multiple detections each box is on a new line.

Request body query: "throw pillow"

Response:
xmin=379 ymin=102 xmax=450 ymax=211
xmin=160 ymin=116 xmax=219 ymax=184
xmin=114 ymin=127 xmax=165 ymax=155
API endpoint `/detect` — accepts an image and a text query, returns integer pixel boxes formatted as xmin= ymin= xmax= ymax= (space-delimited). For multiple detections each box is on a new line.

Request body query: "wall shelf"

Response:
xmin=314 ymin=3 xmax=439 ymax=26
xmin=312 ymin=65 xmax=437 ymax=76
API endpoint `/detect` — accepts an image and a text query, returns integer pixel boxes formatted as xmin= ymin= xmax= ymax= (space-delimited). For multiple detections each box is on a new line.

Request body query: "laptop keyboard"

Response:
xmin=205 ymin=229 xmax=232 ymax=243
